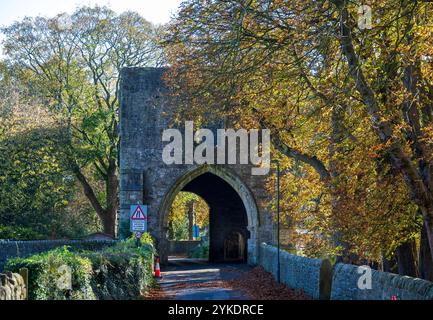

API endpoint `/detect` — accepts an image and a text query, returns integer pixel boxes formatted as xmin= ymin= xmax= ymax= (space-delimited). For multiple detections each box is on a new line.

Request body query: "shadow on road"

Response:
xmin=157 ymin=257 xmax=252 ymax=300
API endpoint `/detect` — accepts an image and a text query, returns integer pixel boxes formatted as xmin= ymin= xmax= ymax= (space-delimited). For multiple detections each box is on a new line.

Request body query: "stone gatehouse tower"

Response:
xmin=118 ymin=67 xmax=273 ymax=264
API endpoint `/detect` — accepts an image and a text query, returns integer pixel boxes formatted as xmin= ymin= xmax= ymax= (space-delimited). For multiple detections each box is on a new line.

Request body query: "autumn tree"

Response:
xmin=327 ymin=0 xmax=433 ymax=274
xmin=2 ymin=6 xmax=162 ymax=236
xmin=164 ymin=0 xmax=433 ymax=277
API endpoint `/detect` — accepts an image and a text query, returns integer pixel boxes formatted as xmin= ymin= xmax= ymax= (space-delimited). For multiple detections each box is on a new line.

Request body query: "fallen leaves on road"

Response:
xmin=144 ymin=266 xmax=311 ymax=300
xmin=227 ymin=266 xmax=312 ymax=300
xmin=143 ymin=283 xmax=167 ymax=300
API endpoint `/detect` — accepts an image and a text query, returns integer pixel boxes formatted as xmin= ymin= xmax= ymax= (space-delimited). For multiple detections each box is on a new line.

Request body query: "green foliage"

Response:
xmin=167 ymin=192 xmax=209 ymax=240
xmin=5 ymin=237 xmax=156 ymax=300
xmin=0 ymin=108 xmax=100 ymax=239
xmin=0 ymin=74 xmax=100 ymax=241
xmin=169 ymin=215 xmax=189 ymax=241
xmin=83 ymin=244 xmax=154 ymax=299
xmin=115 ymin=232 xmax=155 ymax=253
xmin=188 ymin=242 xmax=209 ymax=259
xmin=140 ymin=232 xmax=154 ymax=245
xmin=5 ymin=246 xmax=95 ymax=300
xmin=1 ymin=6 xmax=162 ymax=235
xmin=0 ymin=225 xmax=44 ymax=240
xmin=0 ymin=128 xmax=67 ymax=236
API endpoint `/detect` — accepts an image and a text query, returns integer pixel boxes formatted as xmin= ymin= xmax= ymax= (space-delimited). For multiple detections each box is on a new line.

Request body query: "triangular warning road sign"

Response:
xmin=131 ymin=205 xmax=147 ymax=220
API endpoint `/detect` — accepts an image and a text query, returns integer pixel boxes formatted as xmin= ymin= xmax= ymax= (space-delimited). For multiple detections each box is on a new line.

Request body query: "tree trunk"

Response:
xmin=103 ymin=159 xmax=118 ymax=237
xmin=168 ymin=221 xmax=174 ymax=240
xmin=74 ymin=158 xmax=118 ymax=238
xmin=332 ymin=2 xmax=433 ymax=267
xmin=395 ymin=239 xmax=418 ymax=277
xmin=382 ymin=253 xmax=398 ymax=274
xmin=419 ymin=222 xmax=433 ymax=281
xmin=418 ymin=207 xmax=433 ymax=265
xmin=329 ymin=104 xmax=352 ymax=263
xmin=100 ymin=208 xmax=117 ymax=237
xmin=188 ymin=201 xmax=194 ymax=241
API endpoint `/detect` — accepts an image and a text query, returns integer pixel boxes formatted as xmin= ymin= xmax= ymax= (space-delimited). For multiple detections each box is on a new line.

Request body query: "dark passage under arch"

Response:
xmin=181 ymin=172 xmax=249 ymax=263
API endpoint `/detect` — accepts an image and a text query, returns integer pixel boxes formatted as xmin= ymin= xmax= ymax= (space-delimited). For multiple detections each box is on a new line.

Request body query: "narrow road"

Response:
xmin=156 ymin=258 xmax=252 ymax=300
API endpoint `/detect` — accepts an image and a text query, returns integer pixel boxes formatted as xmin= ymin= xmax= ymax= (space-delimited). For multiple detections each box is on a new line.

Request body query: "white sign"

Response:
xmin=130 ymin=205 xmax=147 ymax=233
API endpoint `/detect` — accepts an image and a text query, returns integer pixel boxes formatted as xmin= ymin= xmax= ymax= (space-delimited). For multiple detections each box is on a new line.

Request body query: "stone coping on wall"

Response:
xmin=259 ymin=243 xmax=433 ymax=300
xmin=331 ymin=262 xmax=433 ymax=300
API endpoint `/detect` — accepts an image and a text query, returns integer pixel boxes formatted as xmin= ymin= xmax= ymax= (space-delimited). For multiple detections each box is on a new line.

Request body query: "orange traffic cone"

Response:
xmin=154 ymin=258 xmax=162 ymax=278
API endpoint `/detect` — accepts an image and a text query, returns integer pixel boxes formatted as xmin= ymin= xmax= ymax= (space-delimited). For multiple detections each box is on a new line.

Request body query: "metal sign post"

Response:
xmin=134 ymin=231 xmax=142 ymax=247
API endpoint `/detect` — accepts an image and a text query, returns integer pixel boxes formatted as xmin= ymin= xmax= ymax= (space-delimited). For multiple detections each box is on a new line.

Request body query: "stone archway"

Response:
xmin=118 ymin=67 xmax=274 ymax=266
xmin=158 ymin=165 xmax=259 ymax=265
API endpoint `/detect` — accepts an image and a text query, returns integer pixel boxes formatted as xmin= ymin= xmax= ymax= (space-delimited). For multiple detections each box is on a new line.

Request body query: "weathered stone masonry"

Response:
xmin=259 ymin=243 xmax=433 ymax=300
xmin=259 ymin=242 xmax=333 ymax=300
xmin=118 ymin=67 xmax=274 ymax=264
xmin=330 ymin=262 xmax=433 ymax=300
xmin=0 ymin=270 xmax=27 ymax=300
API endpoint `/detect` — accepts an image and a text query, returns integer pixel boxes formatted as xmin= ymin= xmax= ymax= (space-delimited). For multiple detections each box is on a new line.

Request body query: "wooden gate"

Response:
xmin=224 ymin=231 xmax=245 ymax=262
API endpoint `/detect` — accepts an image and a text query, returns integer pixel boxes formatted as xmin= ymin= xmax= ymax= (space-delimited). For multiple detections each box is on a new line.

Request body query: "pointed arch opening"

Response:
xmin=159 ymin=165 xmax=259 ymax=264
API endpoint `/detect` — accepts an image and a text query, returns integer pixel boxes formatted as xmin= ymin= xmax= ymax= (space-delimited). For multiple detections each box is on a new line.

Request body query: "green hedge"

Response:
xmin=0 ymin=225 xmax=44 ymax=240
xmin=188 ymin=242 xmax=209 ymax=259
xmin=5 ymin=234 xmax=155 ymax=300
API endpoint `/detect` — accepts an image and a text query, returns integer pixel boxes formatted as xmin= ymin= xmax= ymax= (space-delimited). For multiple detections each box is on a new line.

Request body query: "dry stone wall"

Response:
xmin=0 ymin=270 xmax=27 ymax=300
xmin=260 ymin=243 xmax=433 ymax=300
xmin=259 ymin=243 xmax=333 ymax=300
xmin=331 ymin=263 xmax=433 ymax=300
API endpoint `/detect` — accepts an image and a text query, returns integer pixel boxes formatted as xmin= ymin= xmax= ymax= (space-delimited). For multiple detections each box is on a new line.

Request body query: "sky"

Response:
xmin=0 ymin=0 xmax=183 ymax=26
xmin=0 ymin=0 xmax=183 ymax=56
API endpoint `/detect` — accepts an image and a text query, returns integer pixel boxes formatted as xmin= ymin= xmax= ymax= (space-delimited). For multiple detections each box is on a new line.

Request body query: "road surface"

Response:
xmin=157 ymin=258 xmax=252 ymax=300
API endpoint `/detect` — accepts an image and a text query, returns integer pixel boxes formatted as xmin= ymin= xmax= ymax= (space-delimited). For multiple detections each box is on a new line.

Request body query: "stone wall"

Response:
xmin=259 ymin=244 xmax=433 ymax=300
xmin=259 ymin=243 xmax=332 ymax=300
xmin=0 ymin=239 xmax=116 ymax=272
xmin=331 ymin=263 xmax=433 ymax=300
xmin=168 ymin=240 xmax=201 ymax=256
xmin=0 ymin=270 xmax=27 ymax=300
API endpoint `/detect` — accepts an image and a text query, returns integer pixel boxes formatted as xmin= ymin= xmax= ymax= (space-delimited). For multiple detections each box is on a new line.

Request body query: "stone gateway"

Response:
xmin=118 ymin=67 xmax=274 ymax=264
